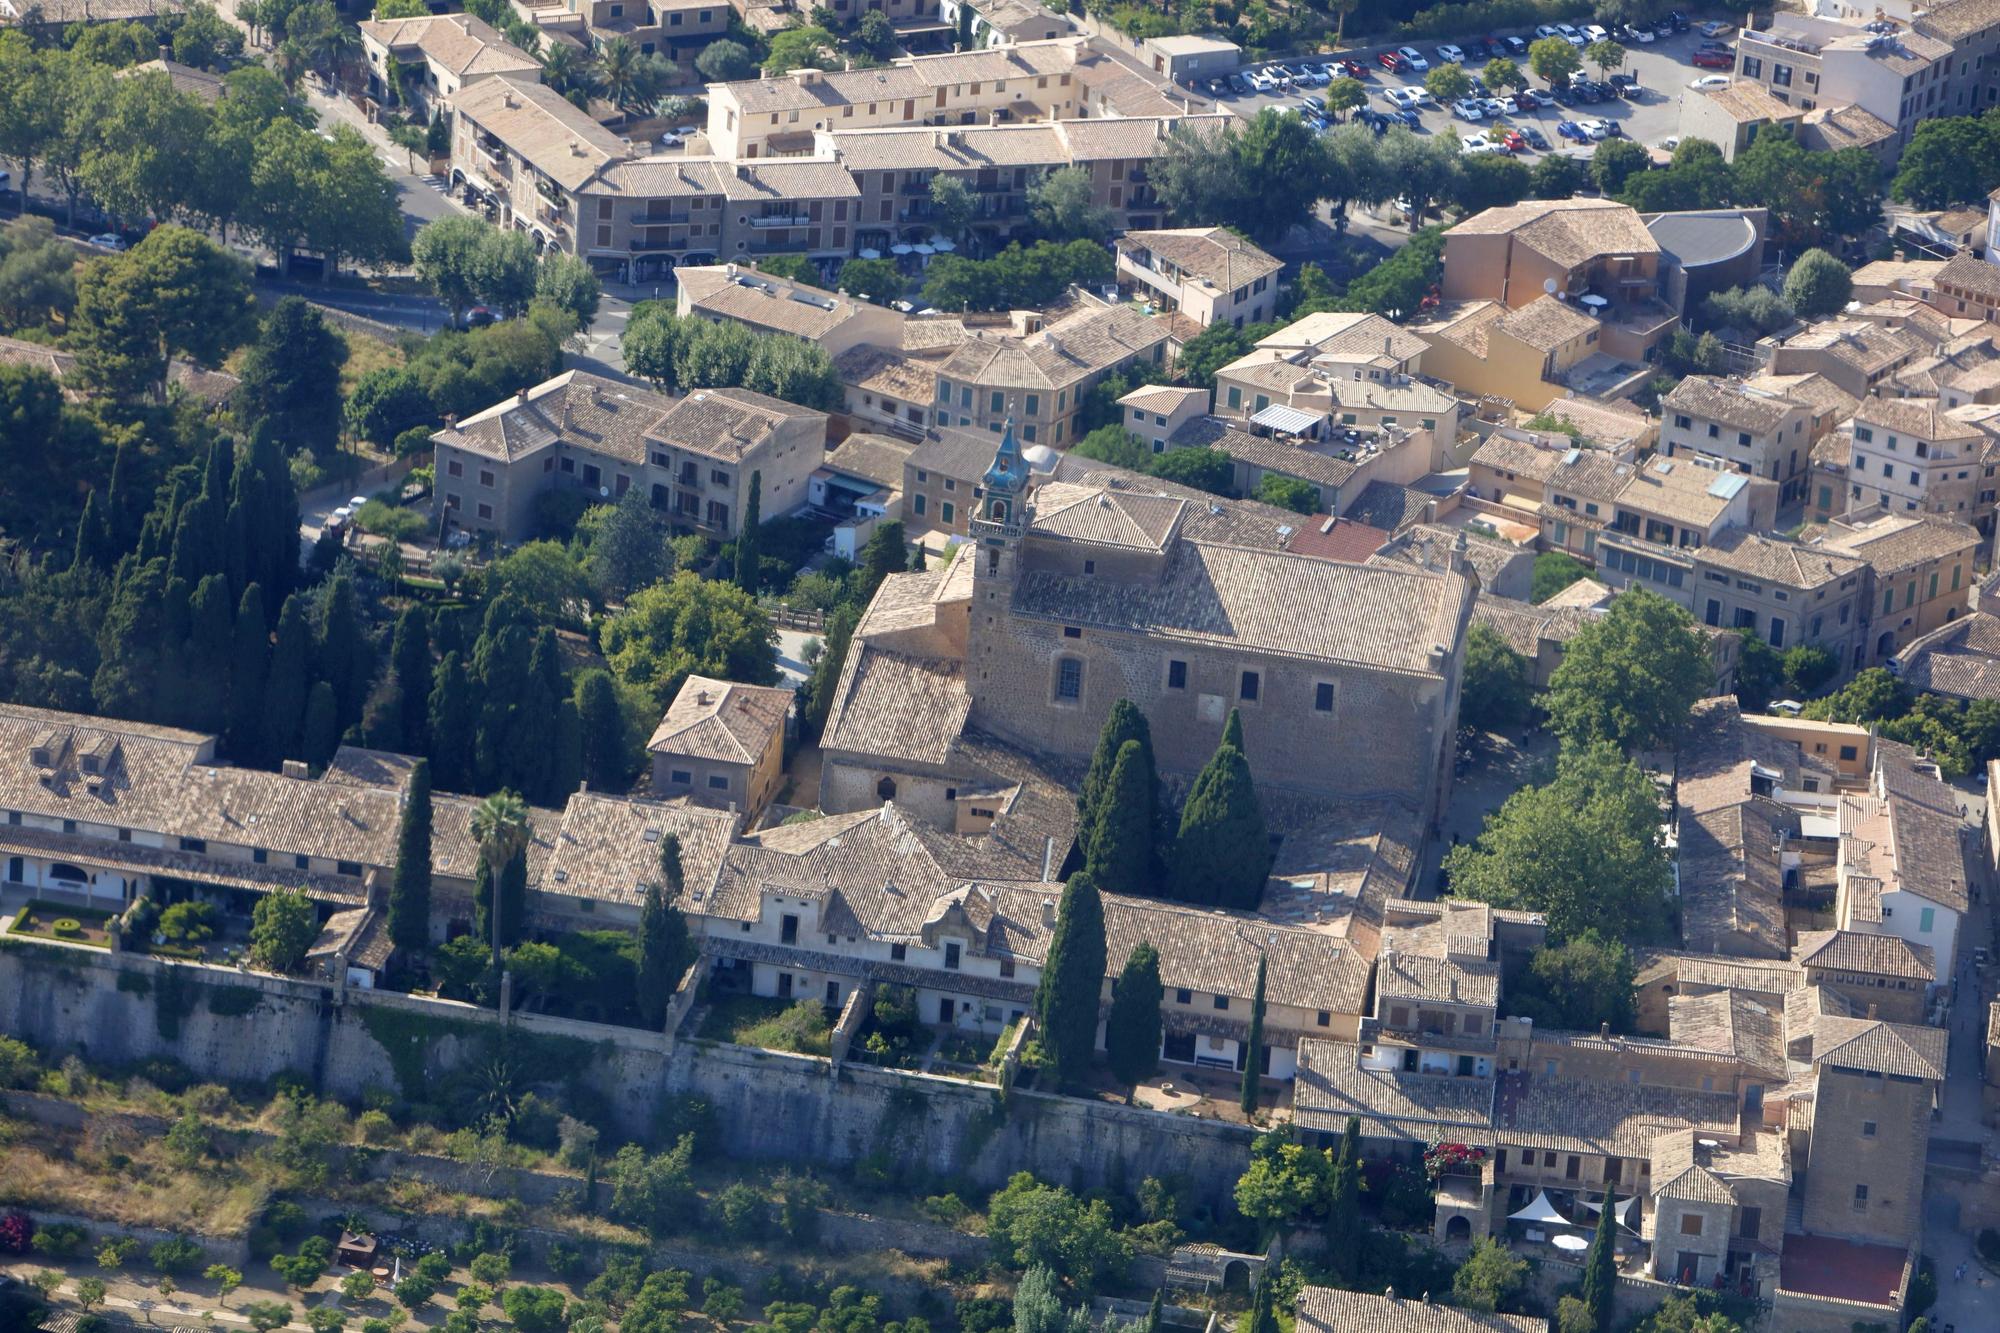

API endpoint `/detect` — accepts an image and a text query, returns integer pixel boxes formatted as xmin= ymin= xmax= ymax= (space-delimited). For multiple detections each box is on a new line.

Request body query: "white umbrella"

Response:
xmin=1507 ymin=1190 xmax=1570 ymax=1226
xmin=891 ymin=244 xmax=914 ymax=255
xmin=914 ymin=244 xmax=936 ymax=255
xmin=857 ymin=248 xmax=882 ymax=259
xmin=931 ymin=237 xmax=956 ymax=252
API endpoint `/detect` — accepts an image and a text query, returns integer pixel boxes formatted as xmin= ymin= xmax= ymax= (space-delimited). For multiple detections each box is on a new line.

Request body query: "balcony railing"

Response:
xmin=750 ymin=213 xmax=811 ymax=229
xmin=633 ymin=211 xmax=692 ymax=226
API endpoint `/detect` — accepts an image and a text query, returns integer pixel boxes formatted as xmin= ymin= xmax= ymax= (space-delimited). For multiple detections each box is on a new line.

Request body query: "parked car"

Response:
xmin=1397 ymin=46 xmax=1430 ymax=72
xmin=1534 ymin=23 xmax=1561 ymax=39
xmin=1556 ymin=119 xmax=1590 ymax=141
xmin=1502 ymin=129 xmax=1527 ymax=151
xmin=1668 ymin=10 xmax=1691 ymax=30
xmin=465 ymin=305 xmax=498 ymax=327
xmin=1522 ymin=125 xmax=1550 ymax=149
xmin=1383 ymin=85 xmax=1421 ymax=108
xmin=1515 ymin=89 xmax=1542 ymax=109
xmin=1396 ymin=107 xmax=1423 ymax=127
xmin=1378 ymin=50 xmax=1408 ymax=72
xmin=1303 ymin=93 xmax=1325 ymax=111
xmin=1555 ymin=23 xmax=1584 ymax=45
xmin=1479 ymin=97 xmax=1508 ymax=117
xmin=1658 ymin=136 xmax=1681 ymax=152
xmin=1698 ymin=19 xmax=1734 ymax=38
xmin=1691 ymin=47 xmax=1735 ymax=69
xmin=1462 ymin=133 xmax=1499 ymax=154
xmin=1452 ymin=98 xmax=1485 ymax=120
xmin=1340 ymin=58 xmax=1369 ymax=78
xmin=87 ymin=233 xmax=127 ymax=250
xmin=1583 ymin=118 xmax=1621 ymax=138
xmin=1688 ymin=72 xmax=1733 ymax=89
xmin=1619 ymin=23 xmax=1654 ymax=43
xmin=1228 ymin=73 xmax=1251 ymax=94
xmin=1504 ymin=35 xmax=1528 ymax=54
xmin=1581 ymin=23 xmax=1608 ymax=41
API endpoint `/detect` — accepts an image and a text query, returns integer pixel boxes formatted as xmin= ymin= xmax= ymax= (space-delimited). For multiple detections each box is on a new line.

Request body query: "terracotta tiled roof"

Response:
xmin=1793 ymin=929 xmax=1935 ymax=981
xmin=1494 ymin=295 xmax=1599 ymax=352
xmin=1296 ymin=1288 xmax=1542 ymax=1333
xmin=1117 ymin=227 xmax=1283 ymax=293
xmin=646 ymin=675 xmax=791 ymax=765
xmin=1664 ymin=375 xmax=1805 ymax=434
xmin=450 ymin=75 xmax=627 ymax=192
xmin=1810 ymin=1013 xmax=1947 ymax=1080
xmin=359 ymin=14 xmax=539 ymax=79
xmin=1447 ymin=198 xmax=1659 ymax=268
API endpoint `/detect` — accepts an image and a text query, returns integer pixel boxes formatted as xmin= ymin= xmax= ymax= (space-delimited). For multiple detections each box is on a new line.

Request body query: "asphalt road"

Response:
xmin=1219 ymin=26 xmax=1734 ymax=164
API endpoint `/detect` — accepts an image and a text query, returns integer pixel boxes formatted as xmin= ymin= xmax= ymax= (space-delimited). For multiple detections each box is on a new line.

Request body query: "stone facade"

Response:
xmin=1800 ymin=1060 xmax=1934 ymax=1245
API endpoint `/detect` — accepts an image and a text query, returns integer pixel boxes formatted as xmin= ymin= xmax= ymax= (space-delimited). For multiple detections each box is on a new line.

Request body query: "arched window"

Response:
xmin=49 ymin=863 xmax=90 ymax=884
xmin=876 ymin=776 xmax=897 ymax=801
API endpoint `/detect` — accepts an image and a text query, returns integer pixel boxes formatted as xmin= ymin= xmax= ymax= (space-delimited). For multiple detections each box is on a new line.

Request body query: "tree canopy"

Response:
xmin=1544 ymin=589 xmax=1711 ymax=752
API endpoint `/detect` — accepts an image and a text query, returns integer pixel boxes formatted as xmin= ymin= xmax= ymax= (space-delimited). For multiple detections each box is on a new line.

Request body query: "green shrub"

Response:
xmin=32 ymin=1222 xmax=88 ymax=1258
xmin=50 ymin=919 xmax=83 ymax=938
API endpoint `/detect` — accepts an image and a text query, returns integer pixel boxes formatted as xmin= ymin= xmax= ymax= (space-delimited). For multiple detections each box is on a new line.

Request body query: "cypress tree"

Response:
xmin=105 ymin=438 xmax=141 ymax=551
xmin=72 ymin=491 xmax=111 ymax=571
xmin=858 ymin=519 xmax=907 ymax=597
xmin=910 ymin=543 xmax=926 ymax=571
xmin=472 ymin=845 xmax=530 ymax=954
xmin=388 ymin=759 xmax=434 ymax=953
xmin=574 ymin=669 xmax=626 ymax=790
xmin=427 ymin=650 xmax=474 ymax=791
xmin=1033 ymin=870 xmax=1107 ymax=1087
xmin=1221 ymin=707 xmax=1245 ymax=751
xmin=1239 ymin=954 xmax=1266 ymax=1115
xmin=734 ymin=471 xmax=762 ymax=593
xmin=201 ymin=436 xmax=232 ymax=504
xmin=550 ymin=694 xmax=583 ymax=803
xmin=389 ymin=607 xmax=433 ymax=753
xmin=184 ymin=574 xmax=234 ymax=734
xmin=262 ymin=595 xmax=311 ymax=764
xmin=1579 ymin=1192 xmax=1617 ymax=1332
xmin=1085 ymin=738 xmax=1157 ymax=898
xmin=227 ymin=583 xmax=268 ymax=760
xmin=1324 ymin=1116 xmax=1363 ymax=1282
xmin=1077 ymin=699 xmax=1154 ymax=865
xmin=1142 ymin=1291 xmax=1162 ymax=1333
xmin=317 ymin=573 xmax=374 ymax=734
xmin=1167 ymin=721 xmax=1269 ymax=909
xmin=1245 ymin=1269 xmax=1274 ymax=1333
xmin=301 ymin=680 xmax=339 ymax=767
xmin=156 ymin=576 xmax=193 ymax=723
xmin=636 ymin=833 xmax=690 ymax=1028
xmin=1104 ymin=940 xmax=1163 ymax=1086
xmin=91 ymin=558 xmax=169 ymax=724
xmin=803 ymin=603 xmax=858 ymax=738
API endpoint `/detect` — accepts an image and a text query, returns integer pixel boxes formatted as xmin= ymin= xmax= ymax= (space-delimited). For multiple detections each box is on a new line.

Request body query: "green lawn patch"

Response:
xmin=9 ymin=902 xmax=116 ymax=949
xmin=698 ymin=994 xmax=833 ymax=1056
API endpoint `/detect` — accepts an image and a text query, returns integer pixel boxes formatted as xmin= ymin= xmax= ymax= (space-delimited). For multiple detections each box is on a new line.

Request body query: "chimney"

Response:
xmin=281 ymin=760 xmax=309 ymax=780
xmin=1041 ymin=897 xmax=1056 ymax=927
xmin=443 ymin=413 xmax=458 ymax=428
xmin=697 ymin=689 xmax=712 ymax=706
xmin=517 ymin=387 xmax=530 ymax=403
xmin=1599 ymin=1021 xmax=1611 ymax=1039
xmin=1867 ymin=1002 xmax=1879 ymax=1020
xmin=1384 ymin=1289 xmax=1398 ymax=1305
xmin=736 ymin=163 xmax=751 ymax=181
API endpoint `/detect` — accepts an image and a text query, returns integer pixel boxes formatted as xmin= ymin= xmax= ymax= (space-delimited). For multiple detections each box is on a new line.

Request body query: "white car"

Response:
xmin=1580 ymin=119 xmax=1611 ymax=139
xmin=1659 ymin=135 xmax=1681 ymax=151
xmin=1383 ymin=86 xmax=1421 ymax=108
xmin=1581 ymin=24 xmax=1608 ymax=42
xmin=1534 ymin=23 xmax=1561 ymax=39
xmin=1452 ymin=98 xmax=1485 ymax=120
xmin=1398 ymin=46 xmax=1430 ymax=72
xmin=1462 ymin=134 xmax=1500 ymax=154
xmin=1622 ymin=23 xmax=1655 ymax=43
xmin=87 ymin=233 xmax=127 ymax=250
xmin=1437 ymin=43 xmax=1464 ymax=64
xmin=1687 ymin=73 xmax=1732 ymax=91
xmin=657 ymin=132 xmax=684 ymax=148
xmin=1555 ymin=23 xmax=1585 ymax=45
xmin=1480 ymin=97 xmax=1509 ymax=117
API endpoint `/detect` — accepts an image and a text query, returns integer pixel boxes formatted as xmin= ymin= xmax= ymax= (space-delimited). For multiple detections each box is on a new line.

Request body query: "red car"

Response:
xmin=1378 ymin=50 xmax=1408 ymax=72
xmin=1691 ymin=47 xmax=1734 ymax=68
xmin=1340 ymin=58 xmax=1370 ymax=78
xmin=1502 ymin=130 xmax=1527 ymax=151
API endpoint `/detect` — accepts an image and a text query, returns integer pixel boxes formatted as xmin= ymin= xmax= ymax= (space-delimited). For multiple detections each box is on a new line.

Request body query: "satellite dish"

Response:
xmin=1544 ymin=277 xmax=1559 ymax=294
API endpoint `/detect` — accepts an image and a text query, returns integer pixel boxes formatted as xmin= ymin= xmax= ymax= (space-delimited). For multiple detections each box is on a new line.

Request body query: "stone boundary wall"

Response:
xmin=0 ymin=939 xmax=1257 ymax=1202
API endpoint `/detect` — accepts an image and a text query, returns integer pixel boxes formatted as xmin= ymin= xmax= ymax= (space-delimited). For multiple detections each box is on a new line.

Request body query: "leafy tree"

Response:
xmin=205 ymin=1265 xmax=243 ymax=1306
xmin=1590 ymin=137 xmax=1650 ymax=195
xmin=1324 ymin=1119 xmax=1362 ymax=1279
xmin=394 ymin=1274 xmax=436 ymax=1310
xmin=986 ymin=1174 xmax=1129 ymax=1293
xmin=601 ymin=572 xmax=778 ymax=710
xmin=1585 ymin=39 xmax=1625 ymax=76
xmin=1545 ymin=588 xmax=1710 ymax=751
xmin=1255 ymin=474 xmax=1319 ymax=514
xmin=1631 ymin=1295 xmax=1743 ymax=1333
xmin=1456 ymin=152 xmax=1531 ymax=213
xmin=389 ymin=758 xmax=433 ymax=953
xmin=1233 ymin=1131 xmax=1332 ymax=1226
xmin=1035 ymin=872 xmax=1108 ymax=1085
xmin=1799 ymin=666 xmax=1909 ymax=725
xmin=1104 ymin=941 xmax=1163 ymax=1085
xmin=344 ymin=366 xmax=434 ymax=446
xmin=537 ymin=253 xmax=602 ymax=329
xmin=251 ymin=888 xmax=319 ymax=972
xmin=0 ymin=216 xmax=78 ymax=331
xmin=1505 ymin=930 xmax=1636 ymax=1031
xmin=1424 ymin=62 xmax=1471 ymax=103
xmin=1443 ymin=742 xmax=1672 ymax=942
xmin=836 ymin=257 xmax=903 ymax=302
xmin=696 ymin=38 xmax=757 ymax=82
xmin=1531 ymin=152 xmax=1584 ymax=200
xmin=1148 ymin=447 xmax=1234 ymax=495
xmin=171 ymin=1 xmax=246 ymax=67
xmin=1341 ymin=217 xmax=1445 ymax=310
xmin=1153 ymin=110 xmax=1331 ymax=242
xmin=1452 ymin=1238 xmax=1528 ymax=1313
xmin=1239 ymin=955 xmax=1266 ymax=1114
xmin=1166 ymin=714 xmax=1267 ymax=909
xmin=1030 ymin=165 xmax=1114 ymax=243
xmin=503 ymin=1287 xmax=568 ymax=1333
xmin=1891 ymin=112 xmax=2000 ymax=209
xmin=763 ymin=24 xmax=838 ymax=75
xmin=70 ymin=225 xmax=254 ymax=401
xmin=413 ymin=215 xmax=500 ymax=326
xmin=1460 ymin=622 xmax=1534 ymax=732
xmin=1783 ymin=644 xmax=1838 ymax=696
xmin=1699 ymin=284 xmax=1794 ymax=336
xmin=1243 ymin=1272 xmax=1275 ymax=1333
xmin=744 ymin=336 xmax=842 ymax=410
xmin=1482 ymin=57 xmax=1525 ymax=93
xmin=1528 ymin=35 xmax=1581 ymax=86
xmin=1325 ymin=75 xmax=1365 ymax=120
xmin=1782 ymin=247 xmax=1853 ymax=319
xmin=606 ymin=1135 xmax=698 ymax=1236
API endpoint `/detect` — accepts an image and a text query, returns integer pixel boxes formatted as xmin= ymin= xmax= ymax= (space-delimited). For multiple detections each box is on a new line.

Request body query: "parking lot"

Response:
xmin=1217 ymin=23 xmax=1739 ymax=163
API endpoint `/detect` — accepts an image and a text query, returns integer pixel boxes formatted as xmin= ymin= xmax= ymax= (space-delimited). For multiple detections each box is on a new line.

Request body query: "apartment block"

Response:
xmin=646 ymin=674 xmax=792 ymax=817
xmin=431 ymin=370 xmax=827 ymax=542
xmin=1807 ymin=510 xmax=1977 ymax=664
xmin=359 ymin=14 xmax=539 ymax=120
xmin=1733 ymin=16 xmax=1953 ymax=150
xmin=1845 ymin=395 xmax=1989 ymax=521
xmin=930 ymin=301 xmax=1169 ymax=446
xmin=674 ymin=263 xmax=903 ymax=359
xmin=1661 ymin=375 xmax=1817 ymax=506
xmin=1114 ymin=228 xmax=1281 ymax=331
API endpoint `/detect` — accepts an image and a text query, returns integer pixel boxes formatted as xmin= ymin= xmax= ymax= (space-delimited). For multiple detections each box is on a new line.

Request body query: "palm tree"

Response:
xmin=596 ymin=36 xmax=644 ymax=113
xmin=540 ymin=42 xmax=602 ymax=105
xmin=471 ymin=791 xmax=533 ymax=974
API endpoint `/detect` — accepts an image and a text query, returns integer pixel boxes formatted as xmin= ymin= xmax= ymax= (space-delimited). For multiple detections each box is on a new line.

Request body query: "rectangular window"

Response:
xmin=944 ymin=942 xmax=961 ymax=970
xmin=1056 ymin=658 xmax=1082 ymax=700
xmin=670 ymin=769 xmax=692 ymax=784
xmin=913 ymin=494 xmax=927 ymax=516
xmin=941 ymin=501 xmax=954 ymax=525
xmin=1176 ymin=988 xmax=1192 ymax=1004
xmin=1213 ymin=995 xmax=1229 ymax=1011
xmin=891 ymin=943 xmax=907 ymax=960
xmin=1316 ymin=1011 xmax=1330 ymax=1027
xmin=1166 ymin=660 xmax=1187 ymax=690
xmin=337 ymin=860 xmax=363 ymax=877
xmin=1854 ymin=1184 xmax=1869 ymax=1204
xmin=1680 ymin=1214 xmax=1704 ymax=1236
xmin=1239 ymin=670 xmax=1260 ymax=701
xmin=1919 ymin=906 xmax=1936 ymax=932
xmin=1314 ymin=682 xmax=1334 ymax=712
xmin=1862 ymin=1120 xmax=1877 ymax=1138
xmin=706 ymin=774 xmax=729 ymax=791
xmin=180 ymin=836 xmax=206 ymax=853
